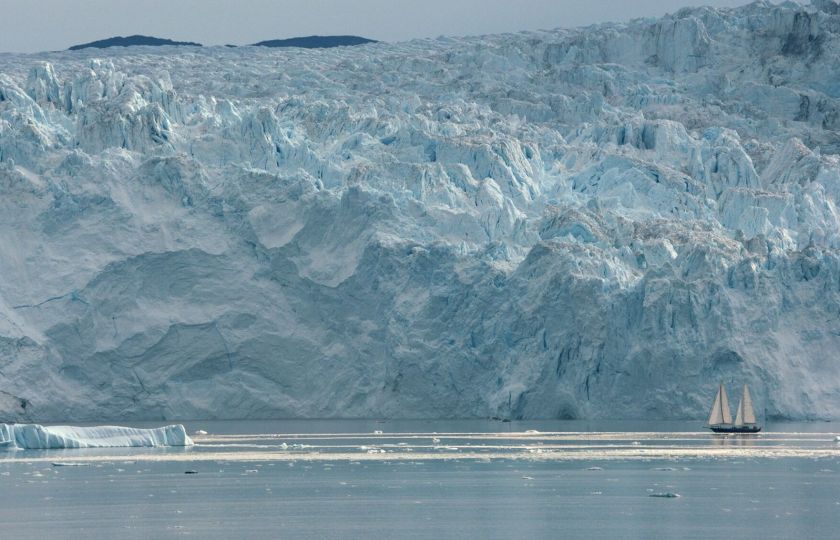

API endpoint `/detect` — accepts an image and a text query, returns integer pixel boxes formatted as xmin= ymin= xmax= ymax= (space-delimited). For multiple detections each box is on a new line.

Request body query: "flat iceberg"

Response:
xmin=0 ymin=424 xmax=193 ymax=449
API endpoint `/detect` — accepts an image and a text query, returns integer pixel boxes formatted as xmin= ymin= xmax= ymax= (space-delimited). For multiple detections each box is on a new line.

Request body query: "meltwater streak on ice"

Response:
xmin=0 ymin=423 xmax=193 ymax=449
xmin=2 ymin=1 xmax=840 ymax=422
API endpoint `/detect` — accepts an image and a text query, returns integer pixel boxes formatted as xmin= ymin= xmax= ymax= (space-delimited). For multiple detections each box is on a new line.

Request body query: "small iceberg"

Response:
xmin=0 ymin=424 xmax=193 ymax=449
xmin=649 ymin=492 xmax=681 ymax=498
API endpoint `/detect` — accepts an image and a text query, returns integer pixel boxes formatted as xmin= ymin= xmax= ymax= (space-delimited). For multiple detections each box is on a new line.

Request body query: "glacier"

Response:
xmin=0 ymin=1 xmax=839 ymax=422
xmin=0 ymin=424 xmax=193 ymax=449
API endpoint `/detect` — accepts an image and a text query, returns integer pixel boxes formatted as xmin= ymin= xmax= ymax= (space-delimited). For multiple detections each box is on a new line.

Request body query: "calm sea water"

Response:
xmin=1 ymin=420 xmax=839 ymax=539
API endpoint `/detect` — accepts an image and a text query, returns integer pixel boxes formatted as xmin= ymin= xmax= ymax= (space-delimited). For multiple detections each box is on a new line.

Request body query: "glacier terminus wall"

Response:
xmin=1 ymin=1 xmax=840 ymax=421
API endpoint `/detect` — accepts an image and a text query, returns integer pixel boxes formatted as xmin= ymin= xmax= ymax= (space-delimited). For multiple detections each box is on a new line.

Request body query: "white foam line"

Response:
xmin=194 ymin=433 xmax=836 ymax=444
xmin=195 ymin=443 xmax=815 ymax=452
xmin=194 ymin=431 xmax=836 ymax=438
xmin=196 ymin=432 xmax=717 ymax=439
xmin=3 ymin=446 xmax=840 ymax=465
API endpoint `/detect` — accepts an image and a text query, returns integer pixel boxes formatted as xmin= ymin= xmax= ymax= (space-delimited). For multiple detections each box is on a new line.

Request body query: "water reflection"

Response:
xmin=710 ymin=433 xmax=759 ymax=447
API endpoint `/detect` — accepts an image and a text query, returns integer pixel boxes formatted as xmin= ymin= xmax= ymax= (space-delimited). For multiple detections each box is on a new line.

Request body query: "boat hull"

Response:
xmin=708 ymin=425 xmax=761 ymax=433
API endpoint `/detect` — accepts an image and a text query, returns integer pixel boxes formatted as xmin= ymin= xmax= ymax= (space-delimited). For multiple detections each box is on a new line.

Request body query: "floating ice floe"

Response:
xmin=0 ymin=424 xmax=193 ymax=449
xmin=649 ymin=492 xmax=681 ymax=498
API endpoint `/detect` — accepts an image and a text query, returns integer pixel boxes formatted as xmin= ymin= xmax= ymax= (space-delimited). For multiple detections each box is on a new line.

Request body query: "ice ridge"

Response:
xmin=0 ymin=1 xmax=839 ymax=421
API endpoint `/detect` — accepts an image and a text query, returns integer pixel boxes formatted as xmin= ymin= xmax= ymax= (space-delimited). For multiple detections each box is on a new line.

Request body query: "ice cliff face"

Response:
xmin=1 ymin=1 xmax=840 ymax=422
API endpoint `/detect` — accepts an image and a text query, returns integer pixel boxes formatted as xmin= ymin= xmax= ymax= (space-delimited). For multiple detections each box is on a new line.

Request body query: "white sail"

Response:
xmin=707 ymin=386 xmax=723 ymax=425
xmin=734 ymin=385 xmax=757 ymax=426
xmin=719 ymin=384 xmax=733 ymax=424
xmin=707 ymin=383 xmax=732 ymax=426
xmin=742 ymin=384 xmax=756 ymax=424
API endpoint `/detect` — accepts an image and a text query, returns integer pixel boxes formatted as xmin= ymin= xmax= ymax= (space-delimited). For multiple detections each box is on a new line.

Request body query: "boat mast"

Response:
xmin=720 ymin=383 xmax=732 ymax=424
xmin=741 ymin=384 xmax=756 ymax=424
xmin=707 ymin=385 xmax=722 ymax=425
xmin=734 ymin=384 xmax=757 ymax=427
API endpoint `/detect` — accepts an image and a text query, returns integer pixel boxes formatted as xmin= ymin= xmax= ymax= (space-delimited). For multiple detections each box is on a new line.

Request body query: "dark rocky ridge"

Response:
xmin=69 ymin=35 xmax=202 ymax=51
xmin=67 ymin=35 xmax=376 ymax=51
xmin=252 ymin=35 xmax=377 ymax=49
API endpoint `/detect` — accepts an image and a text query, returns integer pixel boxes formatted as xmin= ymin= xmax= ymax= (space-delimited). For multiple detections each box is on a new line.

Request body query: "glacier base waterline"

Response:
xmin=1 ymin=1 xmax=840 ymax=421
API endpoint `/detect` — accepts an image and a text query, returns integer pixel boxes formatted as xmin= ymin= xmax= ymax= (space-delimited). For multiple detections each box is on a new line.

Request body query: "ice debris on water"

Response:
xmin=649 ymin=492 xmax=681 ymax=498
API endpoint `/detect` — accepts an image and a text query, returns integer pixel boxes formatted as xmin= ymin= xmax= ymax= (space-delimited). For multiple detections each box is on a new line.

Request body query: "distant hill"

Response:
xmin=252 ymin=35 xmax=377 ymax=49
xmin=69 ymin=35 xmax=202 ymax=51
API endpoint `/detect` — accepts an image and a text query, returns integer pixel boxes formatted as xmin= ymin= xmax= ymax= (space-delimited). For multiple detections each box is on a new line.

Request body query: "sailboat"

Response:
xmin=706 ymin=383 xmax=761 ymax=433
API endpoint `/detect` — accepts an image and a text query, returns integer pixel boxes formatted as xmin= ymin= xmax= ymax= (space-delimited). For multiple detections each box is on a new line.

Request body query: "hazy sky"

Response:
xmin=1 ymin=0 xmax=755 ymax=53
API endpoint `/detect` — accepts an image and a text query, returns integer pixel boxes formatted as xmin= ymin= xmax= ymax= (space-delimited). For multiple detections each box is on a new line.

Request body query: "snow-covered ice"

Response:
xmin=1 ymin=1 xmax=840 ymax=421
xmin=0 ymin=424 xmax=193 ymax=449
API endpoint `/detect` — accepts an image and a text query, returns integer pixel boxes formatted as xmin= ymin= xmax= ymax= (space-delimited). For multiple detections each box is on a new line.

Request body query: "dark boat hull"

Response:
xmin=708 ymin=425 xmax=761 ymax=433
